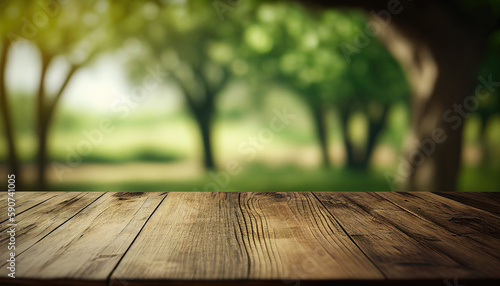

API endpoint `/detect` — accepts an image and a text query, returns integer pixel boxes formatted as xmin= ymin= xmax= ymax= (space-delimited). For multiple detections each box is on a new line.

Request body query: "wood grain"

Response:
xmin=0 ymin=192 xmax=60 ymax=222
xmin=315 ymin=192 xmax=500 ymax=279
xmin=435 ymin=192 xmax=500 ymax=216
xmin=0 ymin=192 xmax=103 ymax=277
xmin=110 ymin=192 xmax=382 ymax=284
xmin=378 ymin=192 xmax=500 ymax=250
xmin=238 ymin=192 xmax=381 ymax=280
xmin=111 ymin=192 xmax=249 ymax=282
xmin=1 ymin=192 xmax=499 ymax=286
xmin=8 ymin=192 xmax=166 ymax=280
xmin=314 ymin=192 xmax=471 ymax=279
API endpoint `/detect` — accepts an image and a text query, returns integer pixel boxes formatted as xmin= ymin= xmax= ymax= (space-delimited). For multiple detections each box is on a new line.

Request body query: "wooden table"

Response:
xmin=1 ymin=192 xmax=499 ymax=286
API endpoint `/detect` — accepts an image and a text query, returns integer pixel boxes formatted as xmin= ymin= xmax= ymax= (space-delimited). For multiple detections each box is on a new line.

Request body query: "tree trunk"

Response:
xmin=376 ymin=7 xmax=483 ymax=191
xmin=37 ymin=122 xmax=49 ymax=188
xmin=173 ymin=70 xmax=220 ymax=172
xmin=311 ymin=103 xmax=330 ymax=168
xmin=0 ymin=40 xmax=21 ymax=182
xmin=194 ymin=109 xmax=215 ymax=170
xmin=359 ymin=105 xmax=389 ymax=169
xmin=36 ymin=55 xmax=51 ymax=189
xmin=338 ymin=110 xmax=359 ymax=169
xmin=38 ymin=65 xmax=77 ymax=189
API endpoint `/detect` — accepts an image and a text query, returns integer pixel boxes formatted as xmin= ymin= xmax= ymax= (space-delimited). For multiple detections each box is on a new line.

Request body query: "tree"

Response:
xmin=0 ymin=38 xmax=19 ymax=181
xmin=242 ymin=4 xmax=409 ymax=169
xmin=1 ymin=0 xmax=108 ymax=188
xmin=240 ymin=3 xmax=348 ymax=167
xmin=333 ymin=35 xmax=409 ymax=169
xmin=301 ymin=0 xmax=500 ymax=190
xmin=118 ymin=1 xmax=245 ymax=170
xmin=0 ymin=0 xmax=26 ymax=184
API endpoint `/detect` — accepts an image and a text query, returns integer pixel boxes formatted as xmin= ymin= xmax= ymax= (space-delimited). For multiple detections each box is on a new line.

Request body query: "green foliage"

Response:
xmin=1 ymin=0 xmax=499 ymax=188
xmin=113 ymin=1 xmax=245 ymax=99
xmin=236 ymin=3 xmax=410 ymax=117
xmin=1 ymin=0 xmax=110 ymax=65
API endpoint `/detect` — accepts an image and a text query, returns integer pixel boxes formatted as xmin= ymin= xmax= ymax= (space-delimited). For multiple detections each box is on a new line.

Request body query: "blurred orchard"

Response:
xmin=0 ymin=0 xmax=499 ymax=191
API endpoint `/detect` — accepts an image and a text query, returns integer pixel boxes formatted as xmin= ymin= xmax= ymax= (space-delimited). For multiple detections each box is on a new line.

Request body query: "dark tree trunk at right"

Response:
xmin=376 ymin=5 xmax=484 ymax=191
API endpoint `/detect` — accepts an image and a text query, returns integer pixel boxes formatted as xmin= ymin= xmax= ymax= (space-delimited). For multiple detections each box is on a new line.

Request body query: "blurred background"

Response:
xmin=0 ymin=0 xmax=499 ymax=192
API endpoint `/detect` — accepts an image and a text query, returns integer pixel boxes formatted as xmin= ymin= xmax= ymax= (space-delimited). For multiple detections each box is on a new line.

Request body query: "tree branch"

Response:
xmin=216 ymin=68 xmax=231 ymax=93
xmin=44 ymin=64 xmax=79 ymax=129
xmin=36 ymin=51 xmax=51 ymax=131
xmin=192 ymin=68 xmax=212 ymax=99
xmin=170 ymin=72 xmax=199 ymax=113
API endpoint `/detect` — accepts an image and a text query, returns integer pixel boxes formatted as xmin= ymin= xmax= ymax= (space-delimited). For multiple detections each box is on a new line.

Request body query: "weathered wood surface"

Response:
xmin=435 ymin=192 xmax=500 ymax=216
xmin=0 ymin=192 xmax=103 ymax=268
xmin=112 ymin=193 xmax=382 ymax=281
xmin=0 ymin=192 xmax=60 ymax=222
xmin=0 ymin=192 xmax=499 ymax=286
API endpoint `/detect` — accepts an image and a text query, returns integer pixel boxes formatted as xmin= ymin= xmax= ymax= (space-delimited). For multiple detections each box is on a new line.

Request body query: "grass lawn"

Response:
xmin=21 ymin=162 xmax=498 ymax=192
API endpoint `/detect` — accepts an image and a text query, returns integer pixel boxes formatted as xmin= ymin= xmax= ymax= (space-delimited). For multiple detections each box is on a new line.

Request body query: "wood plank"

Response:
xmin=0 ymin=192 xmax=60 ymax=222
xmin=378 ymin=192 xmax=500 ymax=251
xmin=111 ymin=192 xmax=249 ymax=282
xmin=2 ymin=192 xmax=499 ymax=285
xmin=315 ymin=192 xmax=500 ymax=279
xmin=110 ymin=192 xmax=382 ymax=285
xmin=238 ymin=192 xmax=381 ymax=280
xmin=0 ymin=192 xmax=166 ymax=282
xmin=435 ymin=192 xmax=500 ymax=216
xmin=0 ymin=192 xmax=103 ymax=276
